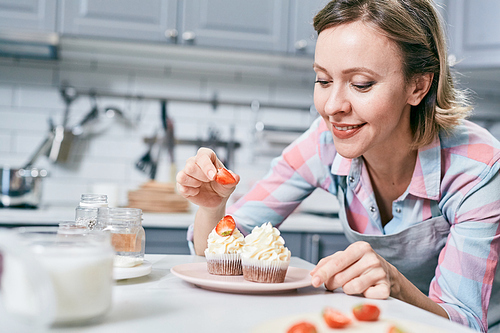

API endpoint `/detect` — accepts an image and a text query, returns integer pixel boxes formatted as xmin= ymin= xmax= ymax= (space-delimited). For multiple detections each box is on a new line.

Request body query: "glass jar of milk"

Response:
xmin=75 ymin=194 xmax=108 ymax=230
xmin=0 ymin=226 xmax=114 ymax=329
xmin=97 ymin=207 xmax=145 ymax=268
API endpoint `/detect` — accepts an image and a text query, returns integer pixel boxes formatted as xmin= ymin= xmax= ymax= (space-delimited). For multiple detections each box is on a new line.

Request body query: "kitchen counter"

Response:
xmin=0 ymin=206 xmax=344 ymax=233
xmin=9 ymin=254 xmax=475 ymax=333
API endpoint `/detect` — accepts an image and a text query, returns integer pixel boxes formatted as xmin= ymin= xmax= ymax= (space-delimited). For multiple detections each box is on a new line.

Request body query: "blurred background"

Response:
xmin=0 ymin=0 xmax=499 ymax=210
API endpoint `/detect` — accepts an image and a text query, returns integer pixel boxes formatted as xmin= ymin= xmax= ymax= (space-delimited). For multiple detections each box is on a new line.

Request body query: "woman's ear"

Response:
xmin=407 ymin=73 xmax=434 ymax=106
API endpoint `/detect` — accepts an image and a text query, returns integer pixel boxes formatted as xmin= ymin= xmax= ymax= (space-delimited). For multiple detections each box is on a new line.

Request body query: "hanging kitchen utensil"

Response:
xmin=60 ymin=84 xmax=78 ymax=129
xmin=22 ymin=118 xmax=55 ymax=169
xmin=46 ymin=84 xmax=78 ymax=164
xmin=161 ymin=100 xmax=177 ymax=182
xmin=47 ymin=125 xmax=75 ymax=163
xmin=71 ymin=92 xmax=100 ymax=136
xmin=135 ymin=129 xmax=158 ymax=178
xmin=23 ymin=132 xmax=54 ymax=169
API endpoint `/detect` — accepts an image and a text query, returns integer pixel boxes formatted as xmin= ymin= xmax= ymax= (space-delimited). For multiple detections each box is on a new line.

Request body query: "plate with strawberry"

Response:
xmin=251 ymin=304 xmax=454 ymax=333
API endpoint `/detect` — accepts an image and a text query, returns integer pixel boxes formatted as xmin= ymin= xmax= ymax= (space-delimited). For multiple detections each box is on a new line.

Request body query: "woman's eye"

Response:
xmin=315 ymin=79 xmax=331 ymax=86
xmin=352 ymin=82 xmax=375 ymax=91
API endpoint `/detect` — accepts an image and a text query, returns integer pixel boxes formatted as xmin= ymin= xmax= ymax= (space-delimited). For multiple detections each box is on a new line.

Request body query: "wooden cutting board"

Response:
xmin=127 ymin=181 xmax=190 ymax=213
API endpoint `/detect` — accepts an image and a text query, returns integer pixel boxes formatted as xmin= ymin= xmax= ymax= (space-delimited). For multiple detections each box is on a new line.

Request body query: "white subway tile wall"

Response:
xmin=0 ymin=55 xmax=316 ymax=208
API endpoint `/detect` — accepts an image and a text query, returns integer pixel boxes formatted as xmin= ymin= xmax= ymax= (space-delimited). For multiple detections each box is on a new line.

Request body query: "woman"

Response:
xmin=176 ymin=0 xmax=500 ymax=332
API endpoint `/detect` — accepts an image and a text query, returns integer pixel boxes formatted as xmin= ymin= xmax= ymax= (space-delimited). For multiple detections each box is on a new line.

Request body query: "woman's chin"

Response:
xmin=333 ymin=143 xmax=365 ymax=160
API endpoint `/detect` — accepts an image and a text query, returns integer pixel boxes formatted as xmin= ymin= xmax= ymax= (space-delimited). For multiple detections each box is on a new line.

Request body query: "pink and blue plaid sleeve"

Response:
xmin=430 ymin=164 xmax=500 ymax=332
xmin=228 ymin=118 xmax=335 ymax=234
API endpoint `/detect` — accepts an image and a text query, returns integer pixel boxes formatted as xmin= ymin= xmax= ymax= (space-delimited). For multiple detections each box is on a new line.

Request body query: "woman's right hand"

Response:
xmin=176 ymin=147 xmax=240 ymax=209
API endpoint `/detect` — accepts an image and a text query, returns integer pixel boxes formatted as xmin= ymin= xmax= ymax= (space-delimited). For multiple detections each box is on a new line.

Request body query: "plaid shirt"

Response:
xmin=227 ymin=117 xmax=500 ymax=332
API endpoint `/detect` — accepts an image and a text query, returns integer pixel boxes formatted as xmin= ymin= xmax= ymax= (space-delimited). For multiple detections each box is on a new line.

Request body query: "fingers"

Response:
xmin=177 ymin=149 xmax=218 ymax=185
xmin=361 ymin=282 xmax=391 ymax=299
xmin=309 ymin=241 xmax=392 ymax=299
xmin=176 ymin=147 xmax=240 ymax=200
xmin=310 ymin=242 xmax=367 ymax=288
xmin=195 ymin=147 xmax=220 ymax=181
xmin=322 ymin=255 xmax=370 ymax=291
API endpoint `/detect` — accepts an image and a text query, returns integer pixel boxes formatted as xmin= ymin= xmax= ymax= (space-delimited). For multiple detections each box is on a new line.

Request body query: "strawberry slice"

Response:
xmin=214 ymin=167 xmax=236 ymax=185
xmin=388 ymin=325 xmax=406 ymax=333
xmin=352 ymin=303 xmax=380 ymax=322
xmin=215 ymin=215 xmax=236 ymax=237
xmin=286 ymin=321 xmax=317 ymax=333
xmin=323 ymin=307 xmax=351 ymax=329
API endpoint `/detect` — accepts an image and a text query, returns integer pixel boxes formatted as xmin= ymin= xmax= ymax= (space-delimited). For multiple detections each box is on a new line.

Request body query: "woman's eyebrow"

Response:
xmin=313 ymin=63 xmax=379 ymax=77
xmin=312 ymin=62 xmax=327 ymax=72
xmin=342 ymin=67 xmax=378 ymax=76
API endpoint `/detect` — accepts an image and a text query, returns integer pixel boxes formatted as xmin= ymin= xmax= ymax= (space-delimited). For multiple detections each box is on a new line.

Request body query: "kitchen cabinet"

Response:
xmin=281 ymin=231 xmax=350 ymax=264
xmin=288 ymin=0 xmax=328 ymax=55
xmin=0 ymin=0 xmax=57 ymax=32
xmin=445 ymin=0 xmax=500 ymax=68
xmin=180 ymin=0 xmax=289 ymax=52
xmin=144 ymin=227 xmax=191 ymax=255
xmin=58 ymin=0 xmax=178 ymax=43
xmin=59 ymin=0 xmax=289 ymax=53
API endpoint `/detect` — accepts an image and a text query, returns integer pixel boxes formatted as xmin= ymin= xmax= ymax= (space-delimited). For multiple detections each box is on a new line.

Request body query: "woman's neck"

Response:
xmin=362 ymin=142 xmax=418 ymax=227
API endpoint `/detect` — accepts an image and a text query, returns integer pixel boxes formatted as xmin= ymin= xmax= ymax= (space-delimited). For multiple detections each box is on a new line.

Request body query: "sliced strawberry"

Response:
xmin=388 ymin=325 xmax=406 ymax=333
xmin=214 ymin=167 xmax=236 ymax=185
xmin=286 ymin=321 xmax=317 ymax=333
xmin=215 ymin=215 xmax=236 ymax=237
xmin=323 ymin=307 xmax=351 ymax=329
xmin=352 ymin=303 xmax=380 ymax=322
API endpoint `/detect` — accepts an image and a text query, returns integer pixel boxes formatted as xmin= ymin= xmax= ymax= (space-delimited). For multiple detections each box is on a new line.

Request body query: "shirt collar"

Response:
xmin=330 ymin=136 xmax=441 ymax=200
xmin=408 ymin=136 xmax=441 ymax=200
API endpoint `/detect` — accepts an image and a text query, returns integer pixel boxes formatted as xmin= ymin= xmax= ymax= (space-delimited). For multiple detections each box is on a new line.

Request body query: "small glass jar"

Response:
xmin=97 ymin=208 xmax=145 ymax=268
xmin=75 ymin=194 xmax=108 ymax=230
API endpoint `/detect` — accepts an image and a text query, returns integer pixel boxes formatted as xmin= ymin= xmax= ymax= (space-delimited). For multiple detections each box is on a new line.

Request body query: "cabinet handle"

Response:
xmin=294 ymin=39 xmax=308 ymax=51
xmin=165 ymin=29 xmax=178 ymax=40
xmin=311 ymin=234 xmax=320 ymax=264
xmin=182 ymin=31 xmax=196 ymax=42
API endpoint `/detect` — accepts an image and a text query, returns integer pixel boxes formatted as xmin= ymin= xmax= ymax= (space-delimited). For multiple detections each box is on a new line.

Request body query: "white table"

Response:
xmin=32 ymin=254 xmax=476 ymax=333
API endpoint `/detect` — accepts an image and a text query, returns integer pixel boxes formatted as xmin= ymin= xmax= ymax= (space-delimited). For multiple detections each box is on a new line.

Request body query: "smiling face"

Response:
xmin=314 ymin=21 xmax=418 ymax=160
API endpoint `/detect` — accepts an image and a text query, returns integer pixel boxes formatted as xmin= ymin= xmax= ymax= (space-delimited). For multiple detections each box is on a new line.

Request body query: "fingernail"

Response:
xmin=312 ymin=276 xmax=321 ymax=287
xmin=208 ymin=170 xmax=215 ymax=180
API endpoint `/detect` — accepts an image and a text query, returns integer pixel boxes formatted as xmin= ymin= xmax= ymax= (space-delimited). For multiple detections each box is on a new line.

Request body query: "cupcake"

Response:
xmin=204 ymin=215 xmax=244 ymax=275
xmin=241 ymin=222 xmax=291 ymax=283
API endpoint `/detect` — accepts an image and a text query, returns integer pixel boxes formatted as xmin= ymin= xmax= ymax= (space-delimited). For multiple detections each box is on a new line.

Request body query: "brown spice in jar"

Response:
xmin=111 ymin=233 xmax=140 ymax=252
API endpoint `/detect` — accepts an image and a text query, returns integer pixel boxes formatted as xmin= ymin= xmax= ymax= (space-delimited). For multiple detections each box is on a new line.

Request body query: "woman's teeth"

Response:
xmin=335 ymin=125 xmax=360 ymax=131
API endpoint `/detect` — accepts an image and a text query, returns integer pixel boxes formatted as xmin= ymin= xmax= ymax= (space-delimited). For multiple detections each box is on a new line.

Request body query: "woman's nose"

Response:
xmin=324 ymin=86 xmax=351 ymax=116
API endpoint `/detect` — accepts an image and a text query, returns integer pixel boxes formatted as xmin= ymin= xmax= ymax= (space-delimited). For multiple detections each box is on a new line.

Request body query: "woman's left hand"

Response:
xmin=310 ymin=241 xmax=398 ymax=299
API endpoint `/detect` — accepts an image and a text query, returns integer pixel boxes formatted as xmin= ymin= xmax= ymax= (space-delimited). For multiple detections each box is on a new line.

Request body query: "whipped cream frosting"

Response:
xmin=206 ymin=227 xmax=244 ymax=254
xmin=240 ymin=222 xmax=290 ymax=261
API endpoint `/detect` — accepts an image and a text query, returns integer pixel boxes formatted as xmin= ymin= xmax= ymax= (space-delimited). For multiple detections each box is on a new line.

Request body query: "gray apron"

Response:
xmin=337 ymin=186 xmax=500 ymax=332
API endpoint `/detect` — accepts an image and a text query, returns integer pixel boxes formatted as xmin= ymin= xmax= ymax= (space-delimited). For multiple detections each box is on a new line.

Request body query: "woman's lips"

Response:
xmin=331 ymin=123 xmax=365 ymax=139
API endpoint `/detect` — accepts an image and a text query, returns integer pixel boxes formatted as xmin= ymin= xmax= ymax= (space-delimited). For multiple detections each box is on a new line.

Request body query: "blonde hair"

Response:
xmin=314 ymin=0 xmax=471 ymax=148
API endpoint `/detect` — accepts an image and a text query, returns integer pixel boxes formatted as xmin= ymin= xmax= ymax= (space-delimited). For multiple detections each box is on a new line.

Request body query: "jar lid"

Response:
xmin=79 ymin=194 xmax=108 ymax=208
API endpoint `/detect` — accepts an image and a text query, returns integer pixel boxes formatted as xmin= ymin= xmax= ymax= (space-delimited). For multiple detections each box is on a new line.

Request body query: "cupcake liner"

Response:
xmin=204 ymin=251 xmax=242 ymax=276
xmin=241 ymin=256 xmax=290 ymax=283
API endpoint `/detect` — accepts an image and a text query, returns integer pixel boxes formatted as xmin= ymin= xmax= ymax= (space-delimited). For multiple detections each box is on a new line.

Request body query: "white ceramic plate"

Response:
xmin=252 ymin=313 xmax=452 ymax=333
xmin=170 ymin=262 xmax=312 ymax=294
xmin=113 ymin=260 xmax=152 ymax=280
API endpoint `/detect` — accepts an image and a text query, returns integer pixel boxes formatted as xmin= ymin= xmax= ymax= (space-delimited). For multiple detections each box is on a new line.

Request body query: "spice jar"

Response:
xmin=75 ymin=194 xmax=108 ymax=230
xmin=97 ymin=208 xmax=145 ymax=268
